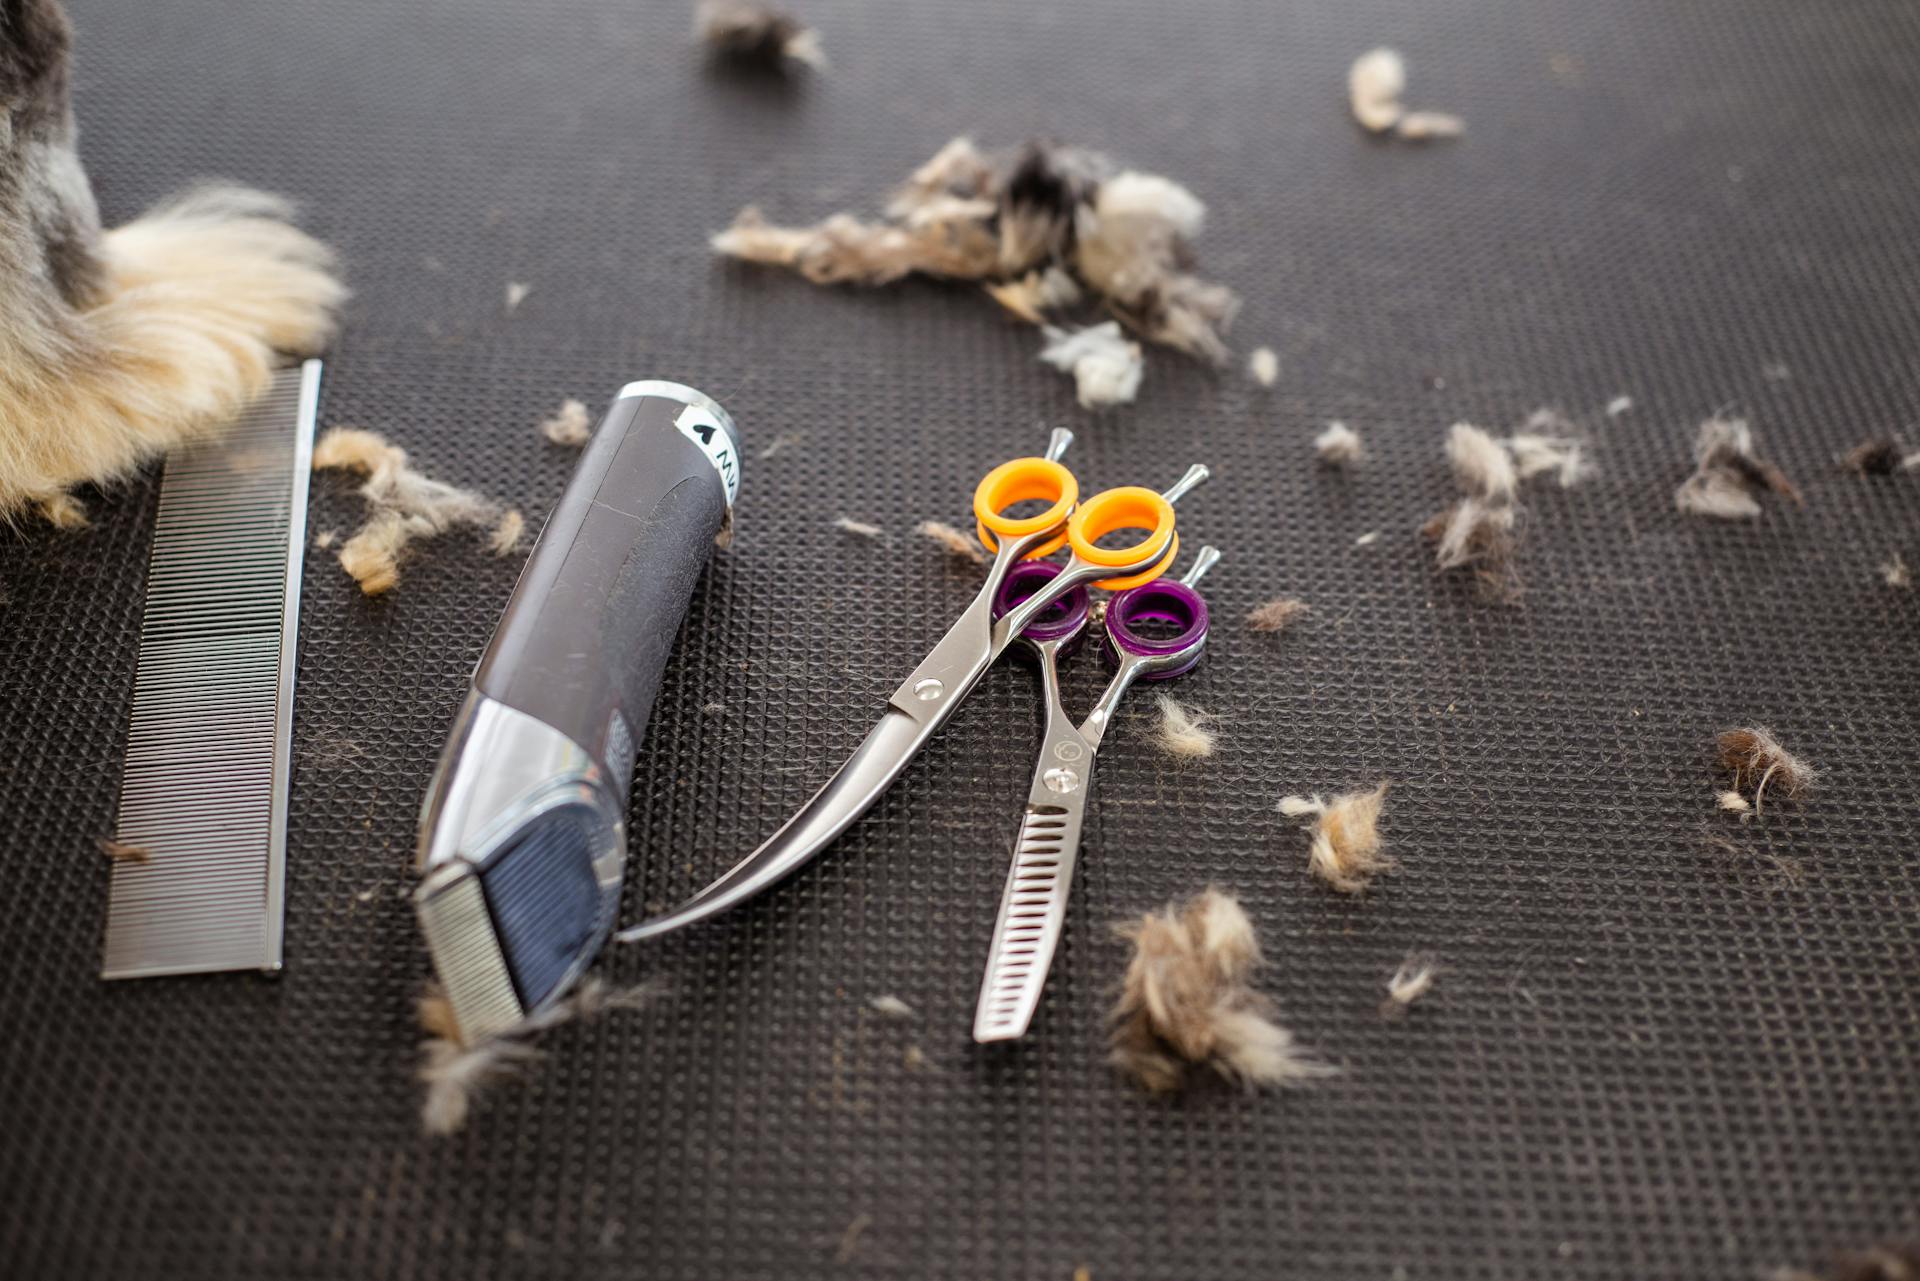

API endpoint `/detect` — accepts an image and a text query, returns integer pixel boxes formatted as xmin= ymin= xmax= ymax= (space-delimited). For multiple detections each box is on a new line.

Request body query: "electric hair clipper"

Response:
xmin=414 ymin=381 xmax=740 ymax=1042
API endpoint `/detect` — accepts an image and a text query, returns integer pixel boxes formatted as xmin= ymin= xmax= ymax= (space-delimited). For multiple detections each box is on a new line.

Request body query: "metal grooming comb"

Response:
xmin=100 ymin=360 xmax=320 ymax=979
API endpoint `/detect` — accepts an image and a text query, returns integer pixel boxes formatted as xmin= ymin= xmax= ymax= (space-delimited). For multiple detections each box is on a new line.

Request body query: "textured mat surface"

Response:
xmin=3 ymin=1 xmax=1919 ymax=1277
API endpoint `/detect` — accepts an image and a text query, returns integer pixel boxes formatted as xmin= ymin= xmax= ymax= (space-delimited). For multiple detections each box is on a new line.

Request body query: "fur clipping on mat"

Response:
xmin=985 ymin=265 xmax=1081 ymax=326
xmin=1150 ymin=693 xmax=1217 ymax=759
xmin=1717 ymin=727 xmax=1816 ymax=814
xmin=95 ymin=836 xmax=149 ymax=863
xmin=1505 ymin=409 xmax=1589 ymax=487
xmin=1109 ymin=888 xmax=1331 ymax=1093
xmin=710 ymin=136 xmax=1239 ymax=374
xmin=695 ymin=0 xmax=824 ymax=70
xmin=1842 ymin=437 xmax=1905 ymax=476
xmin=1422 ymin=423 xmax=1520 ymax=598
xmin=1039 ymin=322 xmax=1144 ymax=409
xmin=1246 ymin=595 xmax=1310 ymax=633
xmin=1247 ymin=346 xmax=1279 ymax=387
xmin=1279 ymin=783 xmax=1393 ymax=893
xmin=539 ymin=398 xmax=592 ymax=447
xmin=418 ymin=977 xmax=664 ymax=1135
xmin=311 ymin=428 xmax=515 ymax=595
xmin=1315 ymin=422 xmax=1365 ymax=466
xmin=1675 ymin=416 xmax=1802 ymax=518
xmin=1381 ymin=953 xmax=1438 ymax=1018
xmin=1348 ymin=48 xmax=1464 ymax=141
xmin=916 ymin=519 xmax=985 ymax=564
xmin=1422 ymin=417 xmax=1587 ymax=599
xmin=0 ymin=0 xmax=344 ymax=522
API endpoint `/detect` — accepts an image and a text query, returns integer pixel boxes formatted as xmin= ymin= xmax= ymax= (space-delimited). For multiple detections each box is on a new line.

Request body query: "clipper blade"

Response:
xmin=415 ymin=871 xmax=524 ymax=1043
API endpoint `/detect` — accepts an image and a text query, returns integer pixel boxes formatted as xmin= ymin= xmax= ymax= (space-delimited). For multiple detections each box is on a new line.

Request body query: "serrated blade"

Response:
xmin=101 ymin=360 xmax=319 ymax=979
xmin=972 ymin=789 xmax=1088 ymax=1043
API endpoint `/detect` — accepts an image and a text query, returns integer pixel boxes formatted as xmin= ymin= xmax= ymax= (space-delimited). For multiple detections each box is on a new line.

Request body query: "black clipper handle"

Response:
xmin=474 ymin=383 xmax=739 ymax=793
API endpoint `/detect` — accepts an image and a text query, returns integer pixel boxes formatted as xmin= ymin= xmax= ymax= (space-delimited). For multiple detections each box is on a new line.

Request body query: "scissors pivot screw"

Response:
xmin=912 ymin=678 xmax=945 ymax=701
xmin=1042 ymin=766 xmax=1083 ymax=794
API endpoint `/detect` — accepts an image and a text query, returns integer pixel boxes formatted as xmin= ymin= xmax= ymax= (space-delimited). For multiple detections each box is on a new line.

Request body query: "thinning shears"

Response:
xmin=972 ymin=544 xmax=1219 ymax=1042
xmin=619 ymin=429 xmax=1208 ymax=942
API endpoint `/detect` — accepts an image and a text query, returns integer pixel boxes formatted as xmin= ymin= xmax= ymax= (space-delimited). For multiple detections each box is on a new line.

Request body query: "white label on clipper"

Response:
xmin=674 ymin=404 xmax=740 ymax=507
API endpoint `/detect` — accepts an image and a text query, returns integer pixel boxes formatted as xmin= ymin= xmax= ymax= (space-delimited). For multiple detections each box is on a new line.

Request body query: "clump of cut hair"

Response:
xmin=1606 ymin=395 xmax=1633 ymax=417
xmin=1246 ymin=595 xmax=1309 ymax=633
xmin=96 ymin=836 xmax=149 ymax=863
xmin=1315 ymin=422 xmax=1364 ymax=466
xmin=1423 ymin=415 xmax=1589 ymax=600
xmin=1841 ymin=438 xmax=1905 ymax=475
xmin=1882 ymin=553 xmax=1912 ymax=590
xmin=489 ymin=509 xmax=525 ymax=556
xmin=1247 ymin=347 xmax=1279 ymax=388
xmin=539 ymin=398 xmax=592 ymax=447
xmin=1279 ymin=783 xmax=1392 ymax=893
xmin=1109 ymin=888 xmax=1331 ymax=1093
xmin=1380 ymin=952 xmax=1438 ymax=1019
xmin=1505 ymin=409 xmax=1589 ymax=487
xmin=832 ymin=515 xmax=883 ymax=539
xmin=694 ymin=0 xmax=824 ymax=70
xmin=985 ymin=266 xmax=1081 ymax=326
xmin=709 ymin=136 xmax=1239 ymax=395
xmin=0 ymin=2 xmax=346 ymax=525
xmin=916 ymin=519 xmax=985 ymax=565
xmin=868 ymin=995 xmax=914 ymax=1018
xmin=1039 ymin=322 xmax=1143 ymax=409
xmin=311 ymin=428 xmax=509 ymax=595
xmin=1422 ymin=423 xmax=1520 ymax=600
xmin=1675 ymin=416 xmax=1802 ymax=518
xmin=418 ymin=977 xmax=664 ymax=1135
xmin=1151 ymin=693 xmax=1217 ymax=759
xmin=1348 ymin=48 xmax=1464 ymax=141
xmin=1717 ymin=727 xmax=1816 ymax=815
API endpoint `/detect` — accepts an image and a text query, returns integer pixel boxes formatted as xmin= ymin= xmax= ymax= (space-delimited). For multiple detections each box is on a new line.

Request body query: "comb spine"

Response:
xmin=263 ymin=359 xmax=321 ymax=970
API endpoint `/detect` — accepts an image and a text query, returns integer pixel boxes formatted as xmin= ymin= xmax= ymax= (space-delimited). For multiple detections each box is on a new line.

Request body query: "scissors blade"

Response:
xmin=618 ymin=585 xmax=1006 ymax=943
xmin=972 ymin=749 xmax=1093 ymax=1043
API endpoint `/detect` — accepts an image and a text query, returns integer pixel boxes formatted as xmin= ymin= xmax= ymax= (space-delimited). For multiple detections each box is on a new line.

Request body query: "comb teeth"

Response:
xmin=101 ymin=362 xmax=319 ymax=980
xmin=973 ymin=805 xmax=1076 ymax=1042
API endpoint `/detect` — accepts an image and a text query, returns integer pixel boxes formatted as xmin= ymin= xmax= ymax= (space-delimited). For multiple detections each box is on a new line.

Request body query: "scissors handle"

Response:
xmin=1081 ymin=547 xmax=1218 ymax=748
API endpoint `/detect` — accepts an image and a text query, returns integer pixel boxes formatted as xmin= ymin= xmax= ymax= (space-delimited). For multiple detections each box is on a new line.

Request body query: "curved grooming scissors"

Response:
xmin=618 ymin=430 xmax=1209 ymax=942
xmin=972 ymin=545 xmax=1220 ymax=1043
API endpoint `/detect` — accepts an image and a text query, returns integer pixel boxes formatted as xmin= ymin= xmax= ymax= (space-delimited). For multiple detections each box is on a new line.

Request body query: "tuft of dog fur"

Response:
xmin=1247 ymin=595 xmax=1310 ymax=633
xmin=539 ymin=398 xmax=592 ymax=447
xmin=0 ymin=1 xmax=344 ymax=521
xmin=311 ymin=428 xmax=508 ymax=595
xmin=1279 ymin=783 xmax=1393 ymax=893
xmin=1422 ymin=424 xmax=1520 ymax=598
xmin=915 ymin=519 xmax=985 ymax=565
xmin=1675 ymin=416 xmax=1802 ymax=518
xmin=694 ymin=0 xmax=824 ymax=70
xmin=711 ymin=137 xmax=1238 ymax=366
xmin=1717 ymin=727 xmax=1816 ymax=814
xmin=1150 ymin=693 xmax=1217 ymax=759
xmin=418 ymin=976 xmax=664 ymax=1135
xmin=1109 ymin=888 xmax=1331 ymax=1093
xmin=1348 ymin=48 xmax=1464 ymax=141
xmin=1039 ymin=321 xmax=1144 ymax=408
xmin=1314 ymin=422 xmax=1364 ymax=466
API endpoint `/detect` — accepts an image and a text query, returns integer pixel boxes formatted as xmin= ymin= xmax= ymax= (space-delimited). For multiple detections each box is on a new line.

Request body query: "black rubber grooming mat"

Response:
xmin=3 ymin=0 xmax=1918 ymax=1276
